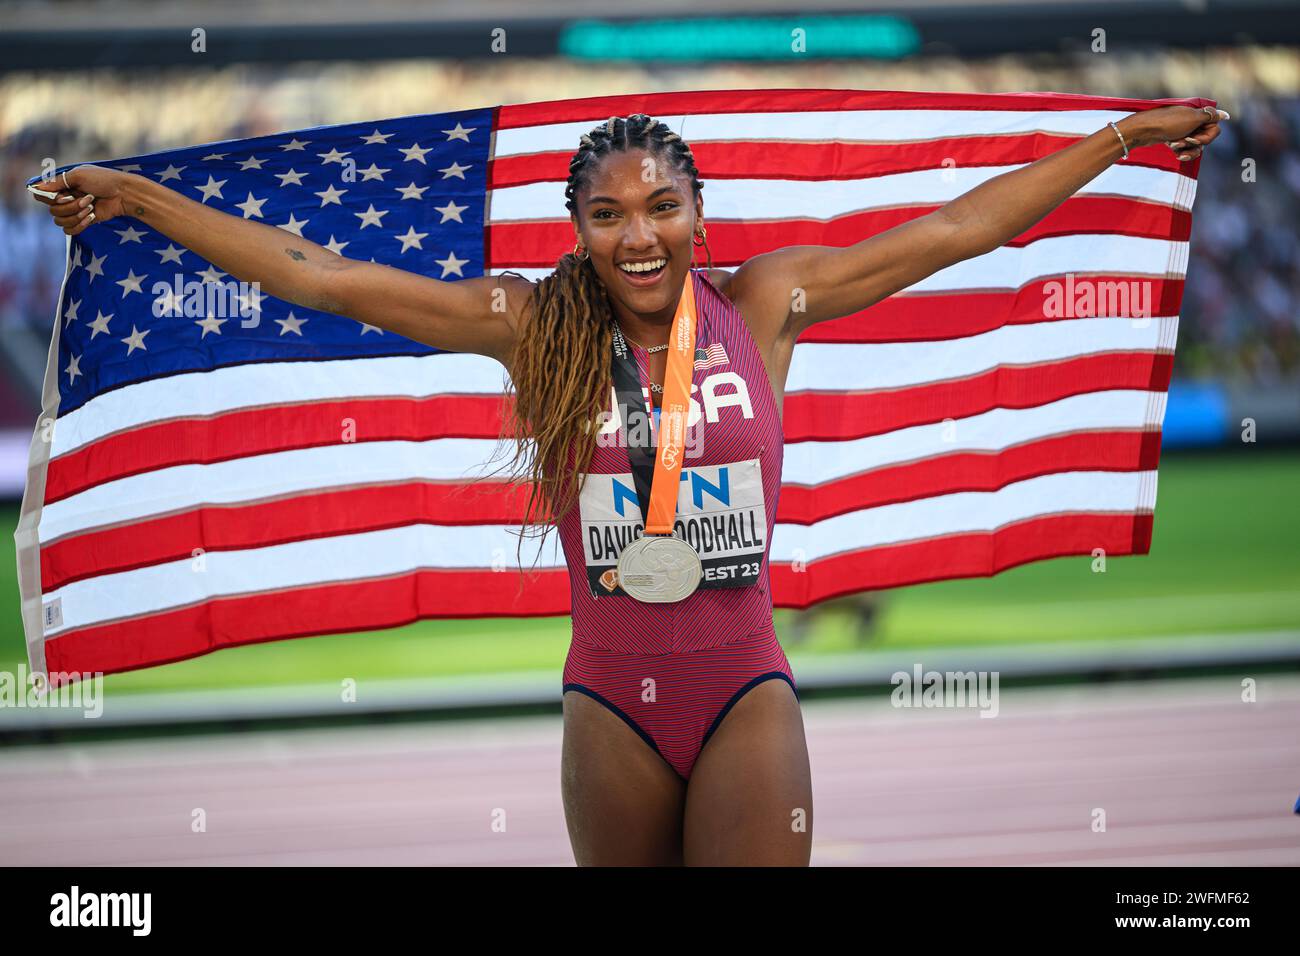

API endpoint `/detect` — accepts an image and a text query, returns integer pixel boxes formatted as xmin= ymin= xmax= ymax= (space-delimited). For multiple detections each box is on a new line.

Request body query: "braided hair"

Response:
xmin=495 ymin=113 xmax=708 ymax=579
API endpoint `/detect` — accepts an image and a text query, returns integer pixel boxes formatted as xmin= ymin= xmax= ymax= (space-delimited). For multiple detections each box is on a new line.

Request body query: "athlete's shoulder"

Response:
xmin=699 ymin=267 xmax=738 ymax=302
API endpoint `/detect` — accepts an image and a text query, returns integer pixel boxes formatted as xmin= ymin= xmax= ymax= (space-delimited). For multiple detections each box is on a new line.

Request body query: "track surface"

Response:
xmin=3 ymin=675 xmax=1298 ymax=866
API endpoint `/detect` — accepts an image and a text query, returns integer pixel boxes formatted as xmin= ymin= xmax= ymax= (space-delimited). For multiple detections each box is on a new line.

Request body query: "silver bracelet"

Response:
xmin=1108 ymin=121 xmax=1129 ymax=160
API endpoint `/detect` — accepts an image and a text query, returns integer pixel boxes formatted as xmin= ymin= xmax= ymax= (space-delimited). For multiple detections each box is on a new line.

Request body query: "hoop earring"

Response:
xmin=573 ymin=242 xmax=589 ymax=261
xmin=692 ymin=225 xmax=707 ymax=247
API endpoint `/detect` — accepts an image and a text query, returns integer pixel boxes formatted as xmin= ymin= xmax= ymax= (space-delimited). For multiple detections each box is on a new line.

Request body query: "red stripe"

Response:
xmin=45 ymin=349 xmax=1171 ymax=500
xmin=41 ymin=479 xmax=531 ymax=591
xmin=783 ymin=351 xmax=1174 ymax=441
xmin=43 ymin=566 xmax=571 ymax=682
xmin=42 ymin=510 xmax=1153 ymax=678
xmin=778 ymin=430 xmax=1164 ymax=522
xmin=770 ymin=511 xmax=1155 ymax=609
xmin=495 ymin=88 xmax=1216 ymax=127
xmin=40 ymin=429 xmax=1160 ymax=593
xmin=43 ymin=393 xmax=513 ymax=504
xmin=489 ymin=197 xmax=1191 ymax=268
xmin=490 ymin=136 xmax=1192 ymax=190
xmin=799 ymin=277 xmax=1186 ymax=344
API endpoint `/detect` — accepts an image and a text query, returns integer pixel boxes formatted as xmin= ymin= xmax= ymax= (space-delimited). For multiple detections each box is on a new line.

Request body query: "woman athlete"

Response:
xmin=33 ymin=104 xmax=1226 ymax=866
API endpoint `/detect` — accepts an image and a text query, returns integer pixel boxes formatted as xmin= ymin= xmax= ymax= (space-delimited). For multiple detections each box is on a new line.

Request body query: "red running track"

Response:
xmin=2 ymin=675 xmax=1298 ymax=866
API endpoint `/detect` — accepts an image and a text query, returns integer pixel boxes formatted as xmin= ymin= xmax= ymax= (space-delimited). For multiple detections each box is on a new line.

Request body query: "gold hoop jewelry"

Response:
xmin=692 ymin=226 xmax=707 ymax=247
xmin=573 ymin=242 xmax=588 ymax=261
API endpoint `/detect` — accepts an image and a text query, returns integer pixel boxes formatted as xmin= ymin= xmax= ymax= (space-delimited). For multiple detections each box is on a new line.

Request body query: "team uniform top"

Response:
xmin=555 ymin=268 xmax=785 ymax=655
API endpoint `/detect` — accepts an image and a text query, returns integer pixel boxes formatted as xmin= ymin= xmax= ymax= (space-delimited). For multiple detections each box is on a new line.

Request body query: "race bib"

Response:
xmin=577 ymin=457 xmax=767 ymax=598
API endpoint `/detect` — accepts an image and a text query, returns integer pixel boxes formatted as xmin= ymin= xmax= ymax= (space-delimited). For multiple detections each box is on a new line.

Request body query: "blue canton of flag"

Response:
xmin=29 ymin=108 xmax=493 ymax=416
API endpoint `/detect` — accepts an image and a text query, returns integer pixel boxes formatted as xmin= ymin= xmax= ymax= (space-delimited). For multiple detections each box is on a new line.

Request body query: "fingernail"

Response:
xmin=1218 ymin=109 xmax=1230 ymax=120
xmin=79 ymin=195 xmax=91 ymax=207
xmin=86 ymin=213 xmax=95 ymax=222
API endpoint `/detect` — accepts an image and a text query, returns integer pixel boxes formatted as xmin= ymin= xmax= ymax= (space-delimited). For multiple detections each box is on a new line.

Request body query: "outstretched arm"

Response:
xmin=733 ymin=104 xmax=1228 ymax=341
xmin=31 ymin=166 xmax=531 ymax=366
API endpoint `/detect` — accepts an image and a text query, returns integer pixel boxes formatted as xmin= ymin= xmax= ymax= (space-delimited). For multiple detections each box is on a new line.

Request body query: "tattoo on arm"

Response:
xmin=134 ymin=206 xmax=145 ymax=216
xmin=284 ymin=248 xmax=307 ymax=261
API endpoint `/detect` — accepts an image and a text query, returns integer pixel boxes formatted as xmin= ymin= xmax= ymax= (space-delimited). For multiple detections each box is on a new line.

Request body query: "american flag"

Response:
xmin=17 ymin=88 xmax=1211 ymax=680
xmin=693 ymin=342 xmax=730 ymax=371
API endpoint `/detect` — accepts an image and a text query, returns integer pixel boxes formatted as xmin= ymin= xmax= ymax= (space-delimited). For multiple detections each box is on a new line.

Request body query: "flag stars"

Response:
xmin=280 ymin=138 xmax=310 ymax=152
xmin=354 ymin=204 xmax=389 ymax=229
xmin=196 ymin=264 xmax=226 ymax=284
xmin=201 ymin=152 xmax=228 ymax=162
xmin=361 ymin=129 xmax=394 ymax=144
xmin=64 ymin=353 xmax=82 ymax=384
xmin=399 ymin=143 xmax=433 ymax=164
xmin=439 ymin=161 xmax=470 ymax=180
xmin=276 ymin=168 xmax=308 ymax=187
xmin=88 ymin=310 xmax=113 ymax=339
xmin=235 ymin=286 xmax=266 ymax=314
xmin=324 ymin=235 xmax=350 ymax=255
xmin=116 ymin=163 xmax=143 ymax=173
xmin=275 ymin=312 xmax=308 ymax=336
xmin=238 ymin=156 xmax=267 ymax=171
xmin=236 ymin=193 xmax=268 ymax=218
xmin=154 ymin=287 xmax=184 ymax=317
xmin=155 ymin=164 xmax=186 ymax=183
xmin=442 ymin=122 xmax=475 ymax=142
xmin=314 ymin=184 xmax=347 ymax=207
xmin=195 ymin=314 xmax=227 ymax=338
xmin=396 ymin=182 xmax=429 ymax=201
xmin=395 ymin=226 xmax=429 ymax=253
xmin=277 ymin=213 xmax=310 ymax=237
xmin=435 ymin=200 xmax=467 ymax=223
xmin=63 ymin=297 xmax=81 ymax=326
xmin=121 ymin=325 xmax=150 ymax=355
xmin=195 ymin=175 xmax=227 ymax=202
xmin=359 ymin=322 xmax=384 ymax=335
xmin=85 ymin=252 xmax=107 ymax=283
xmin=358 ymin=163 xmax=391 ymax=182
xmin=116 ymin=269 xmax=146 ymax=297
xmin=155 ymin=244 xmax=186 ymax=264
xmin=318 ymin=147 xmax=351 ymax=165
xmin=435 ymin=251 xmax=469 ymax=277
xmin=115 ymin=225 xmax=146 ymax=244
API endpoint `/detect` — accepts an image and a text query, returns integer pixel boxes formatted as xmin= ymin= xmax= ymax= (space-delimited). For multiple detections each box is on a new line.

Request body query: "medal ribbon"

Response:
xmin=608 ymin=270 xmax=699 ymax=537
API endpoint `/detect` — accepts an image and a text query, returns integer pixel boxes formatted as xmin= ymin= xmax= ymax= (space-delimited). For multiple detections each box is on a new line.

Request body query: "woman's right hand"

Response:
xmin=28 ymin=165 xmax=133 ymax=236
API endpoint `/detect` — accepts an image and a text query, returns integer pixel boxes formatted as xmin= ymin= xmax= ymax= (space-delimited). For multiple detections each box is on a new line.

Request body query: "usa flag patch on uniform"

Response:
xmin=693 ymin=342 xmax=729 ymax=370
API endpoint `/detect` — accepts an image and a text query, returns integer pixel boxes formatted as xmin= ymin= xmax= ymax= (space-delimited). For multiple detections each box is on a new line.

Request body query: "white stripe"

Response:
xmin=49 ymin=313 xmax=1173 ymax=458
xmin=42 ymin=520 xmax=565 ymax=636
xmin=50 ymin=352 xmax=510 ymax=458
xmin=785 ymin=316 xmax=1178 ymax=392
xmin=782 ymin=390 xmax=1164 ymax=484
xmin=40 ymin=438 xmax=511 ymax=542
xmin=489 ymin=163 xmax=1192 ymax=222
xmin=494 ymin=108 xmax=1139 ymax=158
xmin=496 ymin=236 xmax=1190 ymax=287
xmin=43 ymin=468 xmax=1152 ymax=633
xmin=770 ymin=469 xmax=1156 ymax=563
xmin=43 ymin=376 xmax=1168 ymax=543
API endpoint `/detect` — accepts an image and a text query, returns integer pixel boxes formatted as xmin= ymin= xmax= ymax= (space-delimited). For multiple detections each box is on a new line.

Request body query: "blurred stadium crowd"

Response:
xmin=1 ymin=46 xmax=1297 ymax=396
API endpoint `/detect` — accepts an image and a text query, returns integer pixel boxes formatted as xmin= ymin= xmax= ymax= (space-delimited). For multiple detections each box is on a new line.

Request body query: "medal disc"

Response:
xmin=615 ymin=531 xmax=703 ymax=603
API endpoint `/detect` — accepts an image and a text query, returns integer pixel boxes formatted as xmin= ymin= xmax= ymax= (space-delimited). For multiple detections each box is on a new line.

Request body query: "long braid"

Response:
xmin=496 ymin=114 xmax=708 ymax=584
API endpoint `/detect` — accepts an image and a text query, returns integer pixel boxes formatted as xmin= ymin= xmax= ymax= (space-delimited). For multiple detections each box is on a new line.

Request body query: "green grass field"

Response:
xmin=3 ymin=447 xmax=1297 ymax=694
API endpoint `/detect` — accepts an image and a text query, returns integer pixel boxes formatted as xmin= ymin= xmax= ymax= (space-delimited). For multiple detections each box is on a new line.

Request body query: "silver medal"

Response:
xmin=615 ymin=530 xmax=703 ymax=603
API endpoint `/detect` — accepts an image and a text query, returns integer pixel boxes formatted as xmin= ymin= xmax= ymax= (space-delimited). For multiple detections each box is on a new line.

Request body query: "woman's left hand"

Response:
xmin=1117 ymin=105 xmax=1230 ymax=162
